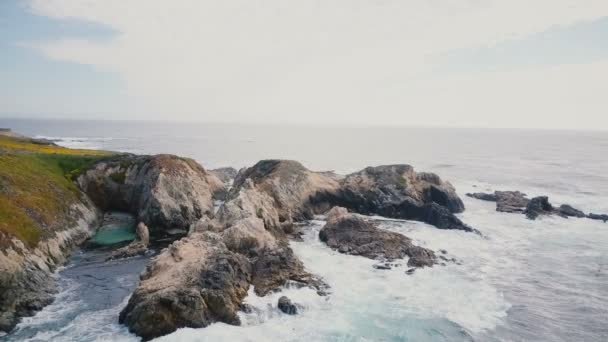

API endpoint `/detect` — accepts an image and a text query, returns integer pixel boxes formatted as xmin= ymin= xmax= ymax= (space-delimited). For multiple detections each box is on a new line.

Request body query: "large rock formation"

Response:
xmin=319 ymin=207 xmax=436 ymax=267
xmin=119 ymin=161 xmax=329 ymax=339
xmin=316 ymin=165 xmax=473 ymax=232
xmin=78 ymin=154 xmax=224 ymax=234
xmin=230 ymin=160 xmax=341 ymax=222
xmin=118 ymin=232 xmax=251 ymax=341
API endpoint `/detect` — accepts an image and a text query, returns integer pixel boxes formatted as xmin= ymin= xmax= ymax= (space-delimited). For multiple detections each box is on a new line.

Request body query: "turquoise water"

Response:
xmin=93 ymin=224 xmax=136 ymax=245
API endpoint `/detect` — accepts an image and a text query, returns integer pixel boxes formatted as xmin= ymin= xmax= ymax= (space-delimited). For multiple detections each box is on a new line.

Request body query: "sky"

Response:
xmin=1 ymin=0 xmax=608 ymax=130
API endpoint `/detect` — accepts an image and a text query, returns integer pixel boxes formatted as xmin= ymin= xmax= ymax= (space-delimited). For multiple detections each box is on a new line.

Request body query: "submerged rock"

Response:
xmin=557 ymin=204 xmax=586 ymax=218
xmin=319 ymin=207 xmax=436 ymax=267
xmin=277 ymin=296 xmax=298 ymax=315
xmin=588 ymin=213 xmax=608 ymax=222
xmin=78 ymin=154 xmax=224 ymax=235
xmin=466 ymin=192 xmax=498 ymax=201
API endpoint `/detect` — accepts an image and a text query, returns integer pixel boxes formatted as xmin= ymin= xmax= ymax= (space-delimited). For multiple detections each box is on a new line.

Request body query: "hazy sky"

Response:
xmin=1 ymin=0 xmax=608 ymax=130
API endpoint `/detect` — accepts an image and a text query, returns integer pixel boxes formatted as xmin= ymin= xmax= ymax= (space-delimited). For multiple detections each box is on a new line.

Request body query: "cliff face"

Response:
xmin=0 ymin=136 xmax=108 ymax=332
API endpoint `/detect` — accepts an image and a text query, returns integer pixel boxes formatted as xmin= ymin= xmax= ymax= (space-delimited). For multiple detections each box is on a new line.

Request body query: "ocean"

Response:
xmin=2 ymin=118 xmax=607 ymax=341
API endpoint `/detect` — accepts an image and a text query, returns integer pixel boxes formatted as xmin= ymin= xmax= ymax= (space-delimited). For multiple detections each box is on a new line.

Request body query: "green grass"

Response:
xmin=0 ymin=136 xmax=113 ymax=247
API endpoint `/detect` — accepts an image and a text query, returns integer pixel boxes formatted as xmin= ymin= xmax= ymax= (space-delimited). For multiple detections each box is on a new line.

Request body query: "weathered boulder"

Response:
xmin=78 ymin=154 xmax=224 ymax=234
xmin=319 ymin=207 xmax=436 ymax=267
xmin=230 ymin=160 xmax=340 ymax=222
xmin=118 ymin=232 xmax=252 ymax=341
xmin=557 ymin=204 xmax=586 ymax=218
xmin=278 ymin=296 xmax=298 ymax=315
xmin=525 ymin=196 xmax=554 ymax=220
xmin=315 ymin=165 xmax=472 ymax=231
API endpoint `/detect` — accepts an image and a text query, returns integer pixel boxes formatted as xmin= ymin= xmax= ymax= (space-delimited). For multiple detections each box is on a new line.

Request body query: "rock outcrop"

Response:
xmin=588 ymin=213 xmax=608 ymax=222
xmin=525 ymin=196 xmax=554 ymax=220
xmin=230 ymin=160 xmax=341 ymax=222
xmin=319 ymin=207 xmax=436 ymax=267
xmin=316 ymin=165 xmax=472 ymax=231
xmin=468 ymin=190 xmax=594 ymax=221
xmin=78 ymin=154 xmax=224 ymax=234
xmin=118 ymin=232 xmax=251 ymax=341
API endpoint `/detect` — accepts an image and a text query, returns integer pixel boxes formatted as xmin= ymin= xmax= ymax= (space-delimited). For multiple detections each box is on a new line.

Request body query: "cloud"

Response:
xmin=24 ymin=0 xmax=608 ymax=129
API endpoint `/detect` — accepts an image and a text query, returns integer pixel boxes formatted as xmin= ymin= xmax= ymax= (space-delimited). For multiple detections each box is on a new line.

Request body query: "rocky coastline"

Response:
xmin=3 ymin=133 xmax=604 ymax=340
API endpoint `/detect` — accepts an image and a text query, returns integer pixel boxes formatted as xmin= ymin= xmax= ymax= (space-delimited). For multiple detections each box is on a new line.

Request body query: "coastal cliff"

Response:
xmin=0 ymin=135 xmax=108 ymax=332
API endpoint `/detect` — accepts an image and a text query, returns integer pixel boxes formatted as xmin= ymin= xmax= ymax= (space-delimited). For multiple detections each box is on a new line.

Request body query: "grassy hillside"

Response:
xmin=0 ymin=135 xmax=112 ymax=247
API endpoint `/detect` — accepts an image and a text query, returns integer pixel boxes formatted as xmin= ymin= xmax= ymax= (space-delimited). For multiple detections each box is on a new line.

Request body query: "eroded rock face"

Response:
xmin=315 ymin=165 xmax=471 ymax=231
xmin=319 ymin=207 xmax=436 ymax=267
xmin=495 ymin=191 xmax=530 ymax=213
xmin=78 ymin=154 xmax=224 ymax=234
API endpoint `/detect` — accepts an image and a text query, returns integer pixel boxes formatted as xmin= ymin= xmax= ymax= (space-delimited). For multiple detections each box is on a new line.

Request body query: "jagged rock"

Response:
xmin=495 ymin=191 xmax=529 ymax=213
xmin=118 ymin=232 xmax=252 ymax=341
xmin=277 ymin=296 xmax=298 ymax=315
xmin=108 ymin=222 xmax=150 ymax=260
xmin=315 ymin=165 xmax=473 ymax=232
xmin=557 ymin=204 xmax=586 ymax=218
xmin=466 ymin=192 xmax=498 ymax=201
xmin=230 ymin=160 xmax=340 ymax=222
xmin=525 ymin=196 xmax=554 ymax=220
xmin=588 ymin=213 xmax=608 ymax=222
xmin=78 ymin=154 xmax=224 ymax=234
xmin=319 ymin=207 xmax=436 ymax=267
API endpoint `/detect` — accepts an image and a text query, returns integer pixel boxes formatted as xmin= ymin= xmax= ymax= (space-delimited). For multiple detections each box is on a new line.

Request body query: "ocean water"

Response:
xmin=1 ymin=118 xmax=607 ymax=342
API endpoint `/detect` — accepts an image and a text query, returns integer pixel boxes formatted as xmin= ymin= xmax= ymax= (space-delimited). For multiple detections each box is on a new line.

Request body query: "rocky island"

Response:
xmin=0 ymin=133 xmax=502 ymax=339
